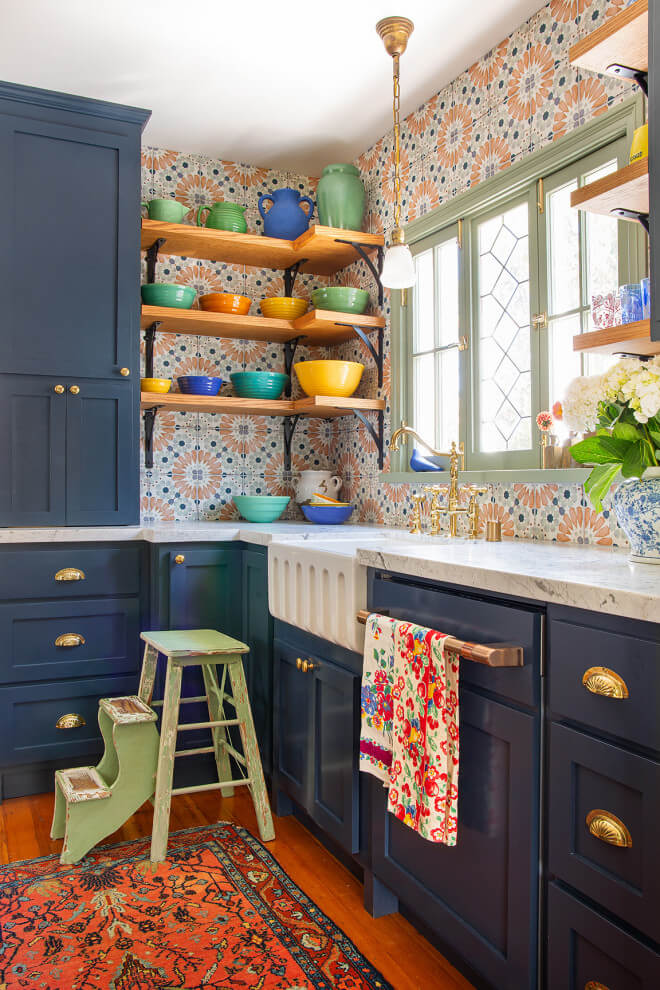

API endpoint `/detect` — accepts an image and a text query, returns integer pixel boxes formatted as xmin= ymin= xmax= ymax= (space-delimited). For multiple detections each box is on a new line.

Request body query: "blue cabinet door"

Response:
xmin=0 ymin=374 xmax=66 ymax=525
xmin=242 ymin=547 xmax=273 ymax=775
xmin=273 ymin=645 xmax=311 ymax=808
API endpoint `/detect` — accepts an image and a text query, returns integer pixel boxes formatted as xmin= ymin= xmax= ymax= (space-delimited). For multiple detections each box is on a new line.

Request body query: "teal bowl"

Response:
xmin=233 ymin=495 xmax=290 ymax=523
xmin=141 ymin=283 xmax=196 ymax=309
xmin=311 ymin=286 xmax=369 ymax=314
xmin=230 ymin=371 xmax=289 ymax=399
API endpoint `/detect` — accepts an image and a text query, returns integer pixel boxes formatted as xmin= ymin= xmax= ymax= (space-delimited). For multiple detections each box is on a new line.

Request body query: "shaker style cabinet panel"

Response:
xmin=241 ymin=547 xmax=273 ymax=775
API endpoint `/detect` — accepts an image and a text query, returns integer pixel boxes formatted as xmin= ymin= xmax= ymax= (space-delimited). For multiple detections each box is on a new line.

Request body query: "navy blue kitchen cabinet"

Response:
xmin=242 ymin=547 xmax=274 ymax=774
xmin=0 ymin=82 xmax=150 ymax=526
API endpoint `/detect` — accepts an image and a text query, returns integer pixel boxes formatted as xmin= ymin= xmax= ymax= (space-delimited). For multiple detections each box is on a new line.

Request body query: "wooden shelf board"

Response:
xmin=140 ymin=392 xmax=385 ymax=418
xmin=573 ymin=319 xmax=660 ymax=356
xmin=140 ymin=305 xmax=384 ymax=345
xmin=141 ymin=219 xmax=384 ymax=276
xmin=570 ymin=0 xmax=647 ymax=76
xmin=570 ymin=158 xmax=648 ymax=219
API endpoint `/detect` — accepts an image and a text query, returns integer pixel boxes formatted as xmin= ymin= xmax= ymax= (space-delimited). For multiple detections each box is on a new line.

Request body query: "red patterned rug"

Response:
xmin=0 ymin=823 xmax=391 ymax=989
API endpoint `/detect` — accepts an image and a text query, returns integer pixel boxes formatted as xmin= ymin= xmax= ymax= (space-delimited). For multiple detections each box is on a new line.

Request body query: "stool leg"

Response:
xmin=138 ymin=643 xmax=159 ymax=705
xmin=151 ymin=660 xmax=182 ymax=863
xmin=228 ymin=657 xmax=275 ymax=842
xmin=202 ymin=663 xmax=234 ymax=798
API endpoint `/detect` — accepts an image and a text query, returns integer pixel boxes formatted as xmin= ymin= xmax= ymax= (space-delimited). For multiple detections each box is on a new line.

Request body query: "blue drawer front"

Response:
xmin=0 ymin=598 xmax=140 ymax=683
xmin=0 ymin=675 xmax=138 ymax=765
xmin=0 ymin=546 xmax=141 ymax=599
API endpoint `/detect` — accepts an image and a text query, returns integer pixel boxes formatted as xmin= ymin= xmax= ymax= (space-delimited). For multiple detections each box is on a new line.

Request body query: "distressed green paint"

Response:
xmin=150 ymin=660 xmax=183 ymax=864
xmin=138 ymin=642 xmax=158 ymax=704
xmin=202 ymin=662 xmax=235 ymax=798
xmin=228 ymin=658 xmax=275 ymax=843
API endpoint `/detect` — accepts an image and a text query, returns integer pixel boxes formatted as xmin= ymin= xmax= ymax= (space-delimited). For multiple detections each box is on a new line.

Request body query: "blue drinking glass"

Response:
xmin=641 ymin=277 xmax=651 ymax=319
xmin=619 ymin=283 xmax=643 ymax=324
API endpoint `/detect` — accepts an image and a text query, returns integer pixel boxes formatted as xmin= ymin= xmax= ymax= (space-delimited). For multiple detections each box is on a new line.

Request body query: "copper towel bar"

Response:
xmin=356 ymin=609 xmax=524 ymax=668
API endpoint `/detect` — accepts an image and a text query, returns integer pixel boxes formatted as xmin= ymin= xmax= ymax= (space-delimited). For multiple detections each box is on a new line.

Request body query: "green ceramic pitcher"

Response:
xmin=316 ymin=163 xmax=365 ymax=231
xmin=197 ymin=202 xmax=247 ymax=233
xmin=141 ymin=199 xmax=187 ymax=223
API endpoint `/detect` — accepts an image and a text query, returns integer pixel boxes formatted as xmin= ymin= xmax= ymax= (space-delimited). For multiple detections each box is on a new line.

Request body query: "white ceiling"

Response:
xmin=2 ymin=0 xmax=544 ymax=174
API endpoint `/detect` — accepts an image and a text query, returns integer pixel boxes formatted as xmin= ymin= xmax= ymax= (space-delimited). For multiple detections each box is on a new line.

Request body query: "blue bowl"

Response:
xmin=230 ymin=371 xmax=289 ymax=399
xmin=177 ymin=375 xmax=223 ymax=396
xmin=301 ymin=504 xmax=354 ymax=525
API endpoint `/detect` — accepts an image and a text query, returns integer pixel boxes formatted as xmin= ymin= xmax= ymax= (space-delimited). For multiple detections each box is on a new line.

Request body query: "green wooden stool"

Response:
xmin=138 ymin=628 xmax=274 ymax=863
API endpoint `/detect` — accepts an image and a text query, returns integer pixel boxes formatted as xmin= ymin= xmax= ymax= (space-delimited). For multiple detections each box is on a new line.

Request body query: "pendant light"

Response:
xmin=376 ymin=16 xmax=416 ymax=289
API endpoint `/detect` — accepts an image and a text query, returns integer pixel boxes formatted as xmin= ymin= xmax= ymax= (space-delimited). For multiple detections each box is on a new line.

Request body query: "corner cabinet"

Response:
xmin=0 ymin=81 xmax=150 ymax=526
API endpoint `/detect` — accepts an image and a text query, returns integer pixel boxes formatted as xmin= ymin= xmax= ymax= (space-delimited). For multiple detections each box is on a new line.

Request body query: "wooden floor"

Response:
xmin=0 ymin=788 xmax=474 ymax=990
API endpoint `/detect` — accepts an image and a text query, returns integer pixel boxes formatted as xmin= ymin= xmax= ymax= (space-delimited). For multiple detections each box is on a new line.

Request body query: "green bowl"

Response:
xmin=311 ymin=286 xmax=370 ymax=315
xmin=141 ymin=283 xmax=196 ymax=309
xmin=230 ymin=372 xmax=289 ymax=399
xmin=233 ymin=495 xmax=290 ymax=523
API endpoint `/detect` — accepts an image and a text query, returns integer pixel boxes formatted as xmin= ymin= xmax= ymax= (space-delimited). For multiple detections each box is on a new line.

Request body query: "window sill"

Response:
xmin=379 ymin=468 xmax=590 ymax=485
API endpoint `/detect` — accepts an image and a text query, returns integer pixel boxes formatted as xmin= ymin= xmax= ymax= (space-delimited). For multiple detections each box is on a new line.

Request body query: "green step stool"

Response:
xmin=138 ymin=628 xmax=275 ymax=863
xmin=51 ymin=696 xmax=160 ymax=864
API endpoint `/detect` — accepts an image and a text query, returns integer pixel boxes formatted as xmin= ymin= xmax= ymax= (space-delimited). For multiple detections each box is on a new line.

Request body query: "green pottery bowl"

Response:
xmin=141 ymin=283 xmax=196 ymax=309
xmin=311 ymin=286 xmax=369 ymax=315
xmin=230 ymin=371 xmax=289 ymax=400
xmin=233 ymin=495 xmax=290 ymax=523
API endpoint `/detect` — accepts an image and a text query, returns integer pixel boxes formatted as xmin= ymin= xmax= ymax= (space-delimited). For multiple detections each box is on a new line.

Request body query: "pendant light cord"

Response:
xmin=392 ymin=53 xmax=402 ymax=231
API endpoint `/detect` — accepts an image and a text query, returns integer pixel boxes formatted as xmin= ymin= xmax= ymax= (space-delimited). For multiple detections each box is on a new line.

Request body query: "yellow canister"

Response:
xmin=629 ymin=123 xmax=648 ymax=164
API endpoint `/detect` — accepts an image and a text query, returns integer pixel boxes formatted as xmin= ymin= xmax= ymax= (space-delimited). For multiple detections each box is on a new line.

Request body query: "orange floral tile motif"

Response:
xmin=216 ymin=500 xmax=241 ymax=521
xmin=405 ymin=100 xmax=436 ymax=137
xmin=469 ymin=41 xmax=507 ymax=89
xmin=356 ymin=138 xmax=384 ymax=176
xmin=553 ymin=77 xmax=608 ymax=140
xmin=142 ymin=147 xmax=177 ymax=171
xmin=471 ymin=137 xmax=511 ymax=186
xmin=175 ymin=356 xmax=220 ymax=380
xmin=478 ymin=503 xmax=515 ymax=538
xmin=149 ymin=411 xmax=177 ymax=453
xmin=513 ymin=483 xmax=558 ymax=509
xmin=306 ymin=418 xmax=335 ymax=459
xmin=140 ymin=332 xmax=178 ymax=363
xmin=408 ymin=179 xmax=440 ymax=220
xmin=176 ymin=262 xmax=226 ymax=296
xmin=172 ymin=450 xmax=222 ymax=500
xmin=508 ymin=44 xmax=555 ymax=120
xmin=359 ymin=497 xmax=385 ymax=524
xmin=549 ymin=0 xmax=588 ymax=21
xmin=140 ymin=495 xmax=175 ymax=523
xmin=218 ymin=415 xmax=268 ymax=457
xmin=337 ymin=451 xmax=362 ymax=502
xmin=436 ymin=105 xmax=473 ymax=169
xmin=222 ymin=160 xmax=269 ymax=188
xmin=557 ymin=506 xmax=583 ymax=543
xmin=582 ymin=507 xmax=613 ymax=546
xmin=175 ymin=174 xmax=223 ymax=221
xmin=264 ymin=452 xmax=305 ymax=497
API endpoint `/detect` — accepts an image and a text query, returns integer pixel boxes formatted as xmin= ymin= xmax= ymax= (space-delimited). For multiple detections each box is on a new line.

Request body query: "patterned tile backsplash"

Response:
xmin=140 ymin=0 xmax=635 ymax=549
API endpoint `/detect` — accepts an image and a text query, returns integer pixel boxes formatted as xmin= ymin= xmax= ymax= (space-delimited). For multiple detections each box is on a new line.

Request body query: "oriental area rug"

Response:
xmin=0 ymin=823 xmax=390 ymax=989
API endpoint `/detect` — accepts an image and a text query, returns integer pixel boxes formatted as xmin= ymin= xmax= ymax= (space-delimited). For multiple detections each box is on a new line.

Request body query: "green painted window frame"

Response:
xmin=386 ymin=95 xmax=646 ymax=480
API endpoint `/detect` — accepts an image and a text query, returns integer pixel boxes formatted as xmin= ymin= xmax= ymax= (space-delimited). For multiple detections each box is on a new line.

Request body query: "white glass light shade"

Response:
xmin=380 ymin=242 xmax=416 ymax=289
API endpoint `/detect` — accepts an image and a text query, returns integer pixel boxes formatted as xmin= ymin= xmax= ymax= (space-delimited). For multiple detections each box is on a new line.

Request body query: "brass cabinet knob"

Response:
xmin=119 ymin=367 xmax=130 ymax=377
xmin=174 ymin=554 xmax=185 ymax=564
xmin=69 ymin=385 xmax=80 ymax=395
xmin=55 ymin=713 xmax=86 ymax=730
xmin=582 ymin=666 xmax=628 ymax=699
xmin=301 ymin=659 xmax=316 ymax=674
xmin=296 ymin=658 xmax=303 ymax=670
xmin=586 ymin=809 xmax=632 ymax=848
xmin=53 ymin=384 xmax=65 ymax=395
xmin=55 ymin=633 xmax=86 ymax=648
xmin=54 ymin=567 xmax=85 ymax=582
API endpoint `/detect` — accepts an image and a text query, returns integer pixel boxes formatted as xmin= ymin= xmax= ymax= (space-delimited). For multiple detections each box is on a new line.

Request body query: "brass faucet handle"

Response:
xmin=466 ymin=490 xmax=487 ymax=540
xmin=409 ymin=493 xmax=426 ymax=534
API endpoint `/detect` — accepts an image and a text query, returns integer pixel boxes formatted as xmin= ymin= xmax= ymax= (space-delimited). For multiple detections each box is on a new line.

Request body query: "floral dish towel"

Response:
xmin=359 ymin=614 xmax=460 ymax=845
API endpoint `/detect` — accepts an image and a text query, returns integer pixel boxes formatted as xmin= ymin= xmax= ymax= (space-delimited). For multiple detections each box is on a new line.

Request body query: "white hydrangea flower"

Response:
xmin=562 ymin=358 xmax=660 ymax=430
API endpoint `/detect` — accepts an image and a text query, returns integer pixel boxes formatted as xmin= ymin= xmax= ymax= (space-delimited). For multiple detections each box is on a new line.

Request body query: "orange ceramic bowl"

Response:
xmin=199 ymin=292 xmax=251 ymax=315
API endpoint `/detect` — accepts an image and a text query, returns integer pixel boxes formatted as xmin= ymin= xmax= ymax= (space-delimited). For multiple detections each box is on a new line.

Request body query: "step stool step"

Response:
xmin=99 ymin=696 xmax=158 ymax=724
xmin=57 ymin=767 xmax=111 ymax=804
xmin=140 ymin=628 xmax=248 ymax=658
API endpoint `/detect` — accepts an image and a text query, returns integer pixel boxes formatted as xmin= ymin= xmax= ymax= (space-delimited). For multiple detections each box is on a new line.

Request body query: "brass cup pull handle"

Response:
xmin=55 ymin=633 xmax=86 ymax=648
xmin=586 ymin=809 xmax=632 ymax=848
xmin=582 ymin=666 xmax=629 ymax=699
xmin=301 ymin=660 xmax=315 ymax=674
xmin=55 ymin=713 xmax=86 ymax=730
xmin=69 ymin=385 xmax=80 ymax=395
xmin=54 ymin=567 xmax=86 ymax=582
xmin=53 ymin=384 xmax=65 ymax=394
xmin=585 ymin=982 xmax=611 ymax=990
xmin=174 ymin=554 xmax=185 ymax=564
xmin=296 ymin=658 xmax=303 ymax=670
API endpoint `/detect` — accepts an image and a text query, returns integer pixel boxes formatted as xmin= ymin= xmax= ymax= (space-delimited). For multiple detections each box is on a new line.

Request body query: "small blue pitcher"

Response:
xmin=258 ymin=187 xmax=315 ymax=240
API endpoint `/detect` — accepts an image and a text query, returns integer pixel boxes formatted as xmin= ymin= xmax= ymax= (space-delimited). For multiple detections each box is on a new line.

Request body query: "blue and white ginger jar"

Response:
xmin=613 ymin=467 xmax=660 ymax=563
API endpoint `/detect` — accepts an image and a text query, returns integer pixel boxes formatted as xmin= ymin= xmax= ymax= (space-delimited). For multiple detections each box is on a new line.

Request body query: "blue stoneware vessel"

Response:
xmin=301 ymin=504 xmax=354 ymax=525
xmin=230 ymin=371 xmax=289 ymax=400
xmin=410 ymin=449 xmax=445 ymax=472
xmin=258 ymin=188 xmax=315 ymax=240
xmin=233 ymin=495 xmax=290 ymax=523
xmin=177 ymin=376 xmax=223 ymax=396
xmin=613 ymin=469 xmax=660 ymax=562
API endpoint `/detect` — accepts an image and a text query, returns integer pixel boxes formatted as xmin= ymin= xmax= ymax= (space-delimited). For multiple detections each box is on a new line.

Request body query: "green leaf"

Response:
xmin=570 ymin=435 xmax=630 ymax=465
xmin=648 ymin=430 xmax=660 ymax=447
xmin=584 ymin=463 xmax=621 ymax=512
xmin=613 ymin=421 xmax=644 ymax=442
xmin=621 ymin=440 xmax=647 ymax=478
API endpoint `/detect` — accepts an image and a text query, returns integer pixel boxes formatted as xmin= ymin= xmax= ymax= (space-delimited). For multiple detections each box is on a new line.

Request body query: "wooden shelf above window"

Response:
xmin=570 ymin=158 xmax=648 ymax=219
xmin=140 ymin=305 xmax=384 ymax=345
xmin=569 ymin=0 xmax=647 ymax=77
xmin=140 ymin=219 xmax=384 ymax=276
xmin=573 ymin=319 xmax=660 ymax=356
xmin=140 ymin=392 xmax=385 ymax=418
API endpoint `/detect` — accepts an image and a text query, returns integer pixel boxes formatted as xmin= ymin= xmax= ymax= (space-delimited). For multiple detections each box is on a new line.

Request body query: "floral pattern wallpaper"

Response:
xmin=141 ymin=0 xmax=637 ymax=548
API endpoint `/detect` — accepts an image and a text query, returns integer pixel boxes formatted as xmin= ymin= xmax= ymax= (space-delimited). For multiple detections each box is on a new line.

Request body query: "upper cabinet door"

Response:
xmin=0 ymin=110 xmax=140 ymax=378
xmin=0 ymin=374 xmax=66 ymax=526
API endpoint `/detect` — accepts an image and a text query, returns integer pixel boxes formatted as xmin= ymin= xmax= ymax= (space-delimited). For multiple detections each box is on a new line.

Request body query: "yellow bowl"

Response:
xmin=141 ymin=377 xmax=171 ymax=394
xmin=294 ymin=360 xmax=364 ymax=398
xmin=261 ymin=296 xmax=308 ymax=321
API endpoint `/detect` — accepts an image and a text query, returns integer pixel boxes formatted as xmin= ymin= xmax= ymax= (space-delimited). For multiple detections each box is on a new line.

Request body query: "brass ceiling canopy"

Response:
xmin=376 ymin=16 xmax=414 ymax=58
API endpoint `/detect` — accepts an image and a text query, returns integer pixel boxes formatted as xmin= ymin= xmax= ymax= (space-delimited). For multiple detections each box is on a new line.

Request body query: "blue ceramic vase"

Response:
xmin=612 ymin=468 xmax=660 ymax=562
xmin=258 ymin=188 xmax=315 ymax=240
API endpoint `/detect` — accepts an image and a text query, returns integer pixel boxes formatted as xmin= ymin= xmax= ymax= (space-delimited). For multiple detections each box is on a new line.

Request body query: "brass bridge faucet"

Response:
xmin=389 ymin=420 xmax=488 ymax=538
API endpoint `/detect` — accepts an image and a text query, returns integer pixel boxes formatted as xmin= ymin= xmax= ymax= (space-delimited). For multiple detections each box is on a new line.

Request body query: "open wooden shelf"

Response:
xmin=141 ymin=219 xmax=384 ymax=276
xmin=140 ymin=305 xmax=385 ymax=345
xmin=140 ymin=392 xmax=385 ymax=418
xmin=570 ymin=158 xmax=648 ymax=219
xmin=570 ymin=0 xmax=647 ymax=77
xmin=573 ymin=319 xmax=660 ymax=356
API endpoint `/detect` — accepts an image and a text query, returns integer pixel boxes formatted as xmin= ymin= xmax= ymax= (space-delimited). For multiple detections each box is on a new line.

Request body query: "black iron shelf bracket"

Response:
xmin=143 ymin=407 xmax=161 ymax=469
xmin=283 ymin=258 xmax=308 ymax=297
xmin=334 ymin=241 xmax=384 ymax=309
xmin=145 ymin=237 xmax=167 ymax=283
xmin=143 ymin=321 xmax=161 ymax=380
xmin=283 ymin=415 xmax=301 ymax=472
xmin=353 ymin=408 xmax=385 ymax=470
xmin=611 ymin=207 xmax=650 ymax=234
xmin=606 ymin=63 xmax=648 ymax=97
xmin=283 ymin=335 xmax=305 ymax=397
xmin=337 ymin=323 xmax=384 ymax=388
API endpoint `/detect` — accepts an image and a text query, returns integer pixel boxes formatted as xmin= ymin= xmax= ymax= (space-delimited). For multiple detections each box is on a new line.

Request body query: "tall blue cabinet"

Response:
xmin=0 ymin=82 xmax=150 ymax=526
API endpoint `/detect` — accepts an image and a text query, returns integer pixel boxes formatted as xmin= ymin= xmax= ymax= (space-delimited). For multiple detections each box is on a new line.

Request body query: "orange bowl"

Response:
xmin=199 ymin=292 xmax=251 ymax=315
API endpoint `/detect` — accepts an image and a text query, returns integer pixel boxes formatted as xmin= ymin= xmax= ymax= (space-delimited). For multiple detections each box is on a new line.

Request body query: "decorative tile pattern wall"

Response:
xmin=140 ymin=0 xmax=636 ymax=548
